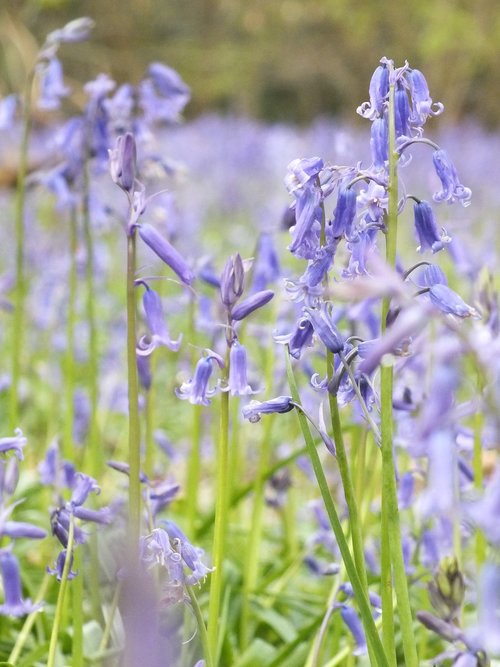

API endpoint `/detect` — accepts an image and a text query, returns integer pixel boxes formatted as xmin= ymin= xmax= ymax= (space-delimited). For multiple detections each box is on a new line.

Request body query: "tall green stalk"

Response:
xmin=9 ymin=70 xmax=34 ymax=431
xmin=126 ymin=226 xmax=142 ymax=553
xmin=47 ymin=517 xmax=76 ymax=667
xmin=286 ymin=352 xmax=389 ymax=667
xmin=207 ymin=358 xmax=230 ymax=663
xmin=379 ymin=73 xmax=418 ymax=667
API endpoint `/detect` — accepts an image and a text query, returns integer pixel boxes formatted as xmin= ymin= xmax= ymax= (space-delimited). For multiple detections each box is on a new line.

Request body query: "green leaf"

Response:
xmin=253 ymin=605 xmax=298 ymax=643
xmin=233 ymin=639 xmax=277 ymax=667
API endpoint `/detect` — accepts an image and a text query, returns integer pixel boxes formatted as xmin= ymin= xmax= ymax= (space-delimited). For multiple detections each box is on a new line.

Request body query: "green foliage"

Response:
xmin=2 ymin=0 xmax=500 ymax=124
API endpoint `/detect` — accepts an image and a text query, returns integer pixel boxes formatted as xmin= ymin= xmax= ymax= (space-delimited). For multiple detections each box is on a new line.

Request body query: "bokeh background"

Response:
xmin=2 ymin=0 xmax=500 ymax=126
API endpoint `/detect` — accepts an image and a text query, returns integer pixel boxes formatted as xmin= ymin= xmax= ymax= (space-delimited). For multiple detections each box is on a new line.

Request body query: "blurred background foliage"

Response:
xmin=1 ymin=0 xmax=500 ymax=126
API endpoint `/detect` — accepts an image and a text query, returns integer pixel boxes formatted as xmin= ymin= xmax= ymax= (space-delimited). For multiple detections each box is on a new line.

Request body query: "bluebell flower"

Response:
xmin=432 ymin=150 xmax=472 ymax=207
xmin=428 ymin=284 xmax=479 ymax=318
xmin=0 ymin=429 xmax=26 ymax=461
xmin=395 ymin=83 xmax=411 ymax=138
xmin=138 ymin=223 xmax=195 ymax=285
xmin=251 ymin=233 xmax=280 ymax=292
xmin=342 ymin=226 xmax=378 ymax=278
xmin=223 ymin=341 xmax=258 ymax=396
xmin=47 ymin=549 xmax=77 ymax=582
xmin=370 ymin=117 xmax=389 ymax=168
xmin=139 ymin=63 xmax=191 ymax=124
xmin=243 ymin=396 xmax=295 ymax=423
xmin=137 ymin=353 xmax=152 ymax=391
xmin=303 ymin=303 xmax=344 ymax=354
xmin=300 ymin=245 xmax=336 ymax=288
xmin=36 ymin=57 xmax=70 ymax=111
xmin=413 ymin=200 xmax=450 ymax=253
xmin=231 ymin=289 xmax=274 ymax=321
xmin=285 ymin=157 xmax=324 ymax=257
xmin=137 ymin=283 xmax=182 ymax=355
xmin=331 ymin=188 xmax=357 ymax=238
xmin=45 ymin=17 xmax=95 ymax=46
xmin=109 ymin=132 xmax=136 ymax=193
xmin=1 ymin=521 xmax=47 ymax=540
xmin=357 ymin=63 xmax=389 ymax=120
xmin=0 ymin=549 xmax=41 ymax=616
xmin=274 ymin=318 xmax=314 ymax=359
xmin=408 ymin=69 xmax=443 ymax=125
xmin=161 ymin=521 xmax=214 ymax=585
xmin=103 ymin=83 xmax=135 ymax=134
xmin=339 ymin=605 xmax=367 ymax=656
xmin=175 ymin=351 xmax=224 ymax=406
xmin=220 ymin=254 xmax=245 ymax=309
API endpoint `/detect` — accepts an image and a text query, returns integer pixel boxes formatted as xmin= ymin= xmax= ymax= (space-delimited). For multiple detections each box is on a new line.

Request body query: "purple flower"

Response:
xmin=432 ymin=149 xmax=472 ymax=207
xmin=370 ymin=117 xmax=389 ymax=168
xmin=251 ymin=233 xmax=280 ymax=292
xmin=137 ymin=354 xmax=152 ymax=391
xmin=242 ymin=396 xmax=294 ymax=423
xmin=339 ymin=605 xmax=367 ymax=655
xmin=137 ymin=284 xmax=182 ymax=355
xmin=37 ymin=57 xmax=70 ymax=111
xmin=138 ymin=224 xmax=194 ymax=285
xmin=285 ymin=158 xmax=324 ymax=257
xmin=161 ymin=521 xmax=214 ymax=585
xmin=0 ymin=429 xmax=26 ymax=461
xmin=109 ymin=132 xmax=136 ymax=193
xmin=140 ymin=63 xmax=190 ymax=123
xmin=224 ymin=341 xmax=258 ymax=396
xmin=408 ymin=69 xmax=443 ymax=125
xmin=70 ymin=473 xmax=99 ymax=507
xmin=47 ymin=549 xmax=77 ymax=582
xmin=303 ymin=303 xmax=344 ymax=354
xmin=0 ymin=550 xmax=41 ymax=616
xmin=357 ymin=63 xmax=389 ymax=120
xmin=220 ymin=254 xmax=245 ymax=309
xmin=231 ymin=290 xmax=274 ymax=321
xmin=1 ymin=521 xmax=47 ymax=540
xmin=175 ymin=351 xmax=224 ymax=406
xmin=300 ymin=245 xmax=336 ymax=289
xmin=46 ymin=17 xmax=95 ymax=45
xmin=275 ymin=317 xmax=314 ymax=360
xmin=331 ymin=188 xmax=357 ymax=238
xmin=428 ymin=284 xmax=479 ymax=318
xmin=395 ymin=84 xmax=411 ymax=137
xmin=413 ymin=200 xmax=450 ymax=253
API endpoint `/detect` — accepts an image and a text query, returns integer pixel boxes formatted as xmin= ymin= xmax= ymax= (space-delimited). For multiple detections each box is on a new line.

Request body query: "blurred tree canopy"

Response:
xmin=1 ymin=0 xmax=500 ymax=125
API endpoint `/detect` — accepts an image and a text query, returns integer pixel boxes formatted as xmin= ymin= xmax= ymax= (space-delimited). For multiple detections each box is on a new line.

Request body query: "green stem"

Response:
xmin=8 ymin=572 xmax=51 ymax=664
xmin=10 ymin=69 xmax=34 ymax=430
xmin=72 ymin=547 xmax=84 ymax=667
xmin=187 ymin=585 xmax=214 ymax=667
xmin=127 ymin=227 xmax=142 ymax=553
xmin=63 ymin=206 xmax=78 ymax=461
xmin=97 ymin=580 xmax=122 ymax=654
xmin=379 ymin=72 xmax=418 ymax=667
xmin=47 ymin=516 xmax=76 ymax=667
xmin=207 ymin=360 xmax=230 ymax=662
xmin=286 ymin=351 xmax=388 ymax=667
